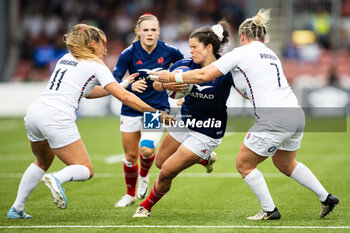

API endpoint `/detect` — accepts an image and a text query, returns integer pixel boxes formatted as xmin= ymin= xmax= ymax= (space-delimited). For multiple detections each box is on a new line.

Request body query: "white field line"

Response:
xmin=0 ymin=172 xmax=284 ymax=178
xmin=0 ymin=225 xmax=349 ymax=229
xmin=104 ymin=154 xmax=124 ymax=164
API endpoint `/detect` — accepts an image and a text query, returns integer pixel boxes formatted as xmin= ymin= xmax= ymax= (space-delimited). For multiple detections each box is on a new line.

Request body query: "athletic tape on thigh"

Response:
xmin=140 ymin=139 xmax=155 ymax=149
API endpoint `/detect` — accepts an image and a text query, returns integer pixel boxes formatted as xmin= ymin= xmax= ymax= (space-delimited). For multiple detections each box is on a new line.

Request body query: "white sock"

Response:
xmin=53 ymin=165 xmax=90 ymax=184
xmin=12 ymin=163 xmax=45 ymax=212
xmin=244 ymin=168 xmax=275 ymax=212
xmin=290 ymin=162 xmax=328 ymax=202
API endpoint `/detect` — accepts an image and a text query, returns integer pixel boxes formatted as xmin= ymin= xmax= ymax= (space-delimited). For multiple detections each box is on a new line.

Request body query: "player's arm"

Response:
xmin=153 ymin=81 xmax=165 ymax=92
xmin=152 ymin=64 xmax=223 ymax=84
xmin=105 ymin=82 xmax=155 ymax=112
xmin=234 ymin=87 xmax=249 ymax=100
xmin=86 ymin=73 xmax=139 ymax=99
xmin=153 ymin=81 xmax=187 ymax=92
xmin=85 ymin=86 xmax=110 ymax=99
xmin=105 ymin=82 xmax=173 ymax=124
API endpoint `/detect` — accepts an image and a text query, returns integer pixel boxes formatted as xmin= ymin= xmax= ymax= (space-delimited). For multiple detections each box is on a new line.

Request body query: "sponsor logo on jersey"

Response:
xmin=201 ymin=149 xmax=207 ymax=154
xmin=188 ymin=84 xmax=214 ymax=99
xmin=194 ymin=84 xmax=213 ymax=92
xmin=188 ymin=92 xmax=214 ymax=99
xmin=138 ymin=67 xmax=163 ymax=79
xmin=138 ymin=67 xmax=163 ymax=74
xmin=136 ymin=60 xmax=143 ymax=65
xmin=143 ymin=111 xmax=161 ymax=129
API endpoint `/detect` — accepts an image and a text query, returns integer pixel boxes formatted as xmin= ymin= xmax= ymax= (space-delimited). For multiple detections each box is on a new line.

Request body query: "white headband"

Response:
xmin=211 ymin=24 xmax=224 ymax=42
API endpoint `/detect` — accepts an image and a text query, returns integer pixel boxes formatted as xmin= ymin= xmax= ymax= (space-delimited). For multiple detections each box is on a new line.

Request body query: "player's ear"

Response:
xmin=90 ymin=40 xmax=97 ymax=51
xmin=207 ymin=43 xmax=213 ymax=52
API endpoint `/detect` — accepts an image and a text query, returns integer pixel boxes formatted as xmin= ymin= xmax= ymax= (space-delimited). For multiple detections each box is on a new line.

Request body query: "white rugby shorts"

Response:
xmin=244 ymin=109 xmax=305 ymax=157
xmin=24 ymin=102 xmax=80 ymax=149
xmin=169 ymin=130 xmax=222 ymax=160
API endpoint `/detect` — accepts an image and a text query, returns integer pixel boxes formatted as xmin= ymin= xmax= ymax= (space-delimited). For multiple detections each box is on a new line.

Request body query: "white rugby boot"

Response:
xmin=115 ymin=194 xmax=136 ymax=207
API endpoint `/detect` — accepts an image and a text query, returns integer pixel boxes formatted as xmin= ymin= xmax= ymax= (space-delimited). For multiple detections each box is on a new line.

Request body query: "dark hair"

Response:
xmin=189 ymin=20 xmax=230 ymax=55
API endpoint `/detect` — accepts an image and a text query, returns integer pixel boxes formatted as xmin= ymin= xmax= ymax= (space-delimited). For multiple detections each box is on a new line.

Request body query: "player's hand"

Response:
xmin=127 ymin=73 xmax=139 ymax=84
xmin=164 ymin=83 xmax=187 ymax=92
xmin=150 ymin=70 xmax=171 ymax=83
xmin=160 ymin=111 xmax=175 ymax=126
xmin=131 ymin=79 xmax=147 ymax=93
xmin=176 ymin=97 xmax=185 ymax=106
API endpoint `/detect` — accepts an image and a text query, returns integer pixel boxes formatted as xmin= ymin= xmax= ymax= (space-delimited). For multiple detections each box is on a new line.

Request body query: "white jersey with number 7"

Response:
xmin=212 ymin=41 xmax=300 ymax=118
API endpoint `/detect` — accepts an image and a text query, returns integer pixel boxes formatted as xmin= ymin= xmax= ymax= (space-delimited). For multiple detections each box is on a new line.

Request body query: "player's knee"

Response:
xmin=273 ymin=160 xmax=296 ymax=177
xmin=140 ymin=139 xmax=155 ymax=157
xmin=158 ymin=167 xmax=174 ymax=183
xmin=235 ymin=156 xmax=245 ymax=174
xmin=235 ymin=158 xmax=254 ymax=177
xmin=155 ymin=158 xmax=163 ymax=169
xmin=124 ymin=153 xmax=139 ymax=165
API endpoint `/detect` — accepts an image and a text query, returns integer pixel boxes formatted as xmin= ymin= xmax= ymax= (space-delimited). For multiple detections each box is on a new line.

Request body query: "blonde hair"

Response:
xmin=239 ymin=8 xmax=271 ymax=42
xmin=64 ymin=23 xmax=106 ymax=64
xmin=133 ymin=14 xmax=159 ymax=42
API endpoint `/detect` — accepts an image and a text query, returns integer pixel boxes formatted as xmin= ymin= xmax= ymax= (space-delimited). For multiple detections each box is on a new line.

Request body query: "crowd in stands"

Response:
xmin=13 ymin=0 xmax=244 ymax=81
xmin=281 ymin=0 xmax=350 ymax=89
xmin=12 ymin=0 xmax=350 ymax=89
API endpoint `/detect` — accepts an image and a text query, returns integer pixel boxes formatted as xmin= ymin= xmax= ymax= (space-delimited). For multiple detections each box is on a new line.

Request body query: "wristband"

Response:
xmin=120 ymin=79 xmax=130 ymax=88
xmin=174 ymin=72 xmax=184 ymax=83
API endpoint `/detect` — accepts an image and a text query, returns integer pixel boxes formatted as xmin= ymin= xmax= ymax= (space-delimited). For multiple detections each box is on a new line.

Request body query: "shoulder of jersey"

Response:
xmin=164 ymin=42 xmax=179 ymax=50
xmin=120 ymin=44 xmax=134 ymax=55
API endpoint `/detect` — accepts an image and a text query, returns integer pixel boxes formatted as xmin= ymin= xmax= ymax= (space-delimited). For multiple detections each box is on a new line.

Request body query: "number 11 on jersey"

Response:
xmin=50 ymin=68 xmax=67 ymax=91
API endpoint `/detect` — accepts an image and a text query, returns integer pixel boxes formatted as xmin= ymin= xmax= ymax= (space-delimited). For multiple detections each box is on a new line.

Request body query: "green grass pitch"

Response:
xmin=0 ymin=116 xmax=349 ymax=233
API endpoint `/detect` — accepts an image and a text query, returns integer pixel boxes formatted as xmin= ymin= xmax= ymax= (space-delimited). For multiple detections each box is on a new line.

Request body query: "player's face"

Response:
xmin=189 ymin=37 xmax=211 ymax=66
xmin=137 ymin=19 xmax=160 ymax=47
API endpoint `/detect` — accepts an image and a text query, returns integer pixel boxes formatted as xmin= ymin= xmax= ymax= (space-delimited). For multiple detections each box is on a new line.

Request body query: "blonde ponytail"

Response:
xmin=239 ymin=8 xmax=271 ymax=42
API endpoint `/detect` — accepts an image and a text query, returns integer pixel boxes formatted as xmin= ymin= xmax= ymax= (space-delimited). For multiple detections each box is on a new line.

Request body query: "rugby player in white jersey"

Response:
xmin=152 ymin=9 xmax=339 ymax=220
xmin=7 ymin=23 xmax=172 ymax=219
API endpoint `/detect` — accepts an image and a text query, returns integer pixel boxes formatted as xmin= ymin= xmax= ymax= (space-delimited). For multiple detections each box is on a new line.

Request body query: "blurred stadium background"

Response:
xmin=0 ymin=0 xmax=350 ymax=117
xmin=1 ymin=1 xmax=350 ymax=230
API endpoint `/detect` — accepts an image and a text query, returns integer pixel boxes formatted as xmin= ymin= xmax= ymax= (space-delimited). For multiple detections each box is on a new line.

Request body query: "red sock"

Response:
xmin=123 ymin=163 xmax=138 ymax=196
xmin=139 ymin=153 xmax=155 ymax=177
xmin=198 ymin=159 xmax=208 ymax=166
xmin=140 ymin=181 xmax=166 ymax=211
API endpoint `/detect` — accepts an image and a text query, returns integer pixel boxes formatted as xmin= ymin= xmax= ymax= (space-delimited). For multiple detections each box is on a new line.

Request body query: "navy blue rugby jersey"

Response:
xmin=170 ymin=58 xmax=234 ymax=139
xmin=113 ymin=40 xmax=184 ymax=116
